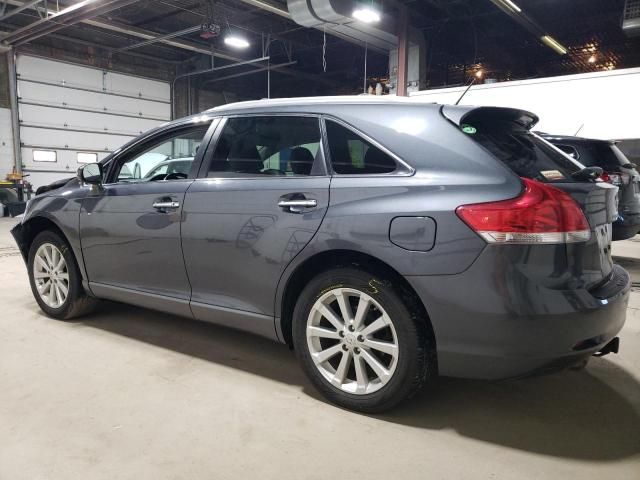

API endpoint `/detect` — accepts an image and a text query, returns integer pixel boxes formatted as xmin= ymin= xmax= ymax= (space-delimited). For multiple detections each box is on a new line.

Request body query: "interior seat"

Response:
xmin=289 ymin=147 xmax=315 ymax=175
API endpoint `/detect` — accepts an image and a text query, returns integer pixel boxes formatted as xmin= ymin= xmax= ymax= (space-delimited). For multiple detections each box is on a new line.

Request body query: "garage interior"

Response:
xmin=1 ymin=0 xmax=639 ymax=478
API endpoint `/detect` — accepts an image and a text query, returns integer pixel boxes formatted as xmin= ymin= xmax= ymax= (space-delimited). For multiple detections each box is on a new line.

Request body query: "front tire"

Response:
xmin=292 ymin=267 xmax=432 ymax=413
xmin=27 ymin=230 xmax=97 ymax=320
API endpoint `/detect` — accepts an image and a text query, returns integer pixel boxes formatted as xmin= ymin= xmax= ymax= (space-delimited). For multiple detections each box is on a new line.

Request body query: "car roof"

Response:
xmin=205 ymin=95 xmax=439 ymax=114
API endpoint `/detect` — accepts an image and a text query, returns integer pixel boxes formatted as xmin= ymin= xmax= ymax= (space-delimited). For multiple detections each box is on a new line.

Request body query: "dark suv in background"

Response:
xmin=12 ymin=98 xmax=630 ymax=412
xmin=542 ymin=134 xmax=640 ymax=240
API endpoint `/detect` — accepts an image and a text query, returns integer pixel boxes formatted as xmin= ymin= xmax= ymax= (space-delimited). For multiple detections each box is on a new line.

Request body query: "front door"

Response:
xmin=80 ymin=120 xmax=215 ymax=315
xmin=181 ymin=115 xmax=330 ymax=336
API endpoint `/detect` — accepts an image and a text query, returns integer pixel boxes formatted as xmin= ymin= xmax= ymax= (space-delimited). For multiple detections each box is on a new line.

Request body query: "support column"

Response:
xmin=7 ymin=50 xmax=21 ymax=174
xmin=396 ymin=6 xmax=409 ymax=97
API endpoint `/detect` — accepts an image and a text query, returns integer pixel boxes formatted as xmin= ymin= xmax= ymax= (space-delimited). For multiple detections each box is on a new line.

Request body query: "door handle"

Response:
xmin=278 ymin=198 xmax=317 ymax=214
xmin=277 ymin=199 xmax=317 ymax=209
xmin=153 ymin=201 xmax=180 ymax=210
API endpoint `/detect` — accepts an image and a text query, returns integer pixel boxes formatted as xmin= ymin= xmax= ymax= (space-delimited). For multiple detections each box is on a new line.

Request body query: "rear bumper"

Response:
xmin=407 ymin=256 xmax=631 ymax=380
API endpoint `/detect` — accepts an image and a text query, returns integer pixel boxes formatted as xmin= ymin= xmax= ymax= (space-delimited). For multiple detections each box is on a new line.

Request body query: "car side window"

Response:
xmin=207 ymin=116 xmax=323 ymax=177
xmin=114 ymin=125 xmax=210 ymax=183
xmin=325 ymin=120 xmax=397 ymax=174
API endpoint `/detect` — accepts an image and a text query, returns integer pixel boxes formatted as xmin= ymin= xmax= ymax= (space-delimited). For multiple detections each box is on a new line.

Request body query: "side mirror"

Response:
xmin=78 ymin=163 xmax=103 ymax=185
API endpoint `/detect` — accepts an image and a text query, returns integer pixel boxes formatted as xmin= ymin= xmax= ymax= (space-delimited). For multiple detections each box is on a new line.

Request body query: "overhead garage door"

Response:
xmin=16 ymin=55 xmax=171 ymax=188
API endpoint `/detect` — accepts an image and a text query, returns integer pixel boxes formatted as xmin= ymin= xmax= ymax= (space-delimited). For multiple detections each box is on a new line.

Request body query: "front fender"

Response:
xmin=13 ymin=185 xmax=93 ymax=294
xmin=10 ymin=222 xmax=28 ymax=262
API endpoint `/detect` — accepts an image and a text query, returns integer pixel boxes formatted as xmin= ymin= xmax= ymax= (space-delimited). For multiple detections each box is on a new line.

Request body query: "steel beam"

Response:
xmin=1 ymin=0 xmax=140 ymax=46
xmin=2 ymin=0 xmax=346 ymax=90
xmin=118 ymin=24 xmax=202 ymax=52
xmin=1 ymin=0 xmax=238 ymax=59
xmin=236 ymin=0 xmax=291 ymax=19
xmin=201 ymin=61 xmax=297 ymax=85
xmin=42 ymin=30 xmax=185 ymax=64
xmin=0 ymin=0 xmax=42 ymax=22
xmin=174 ymin=56 xmax=270 ymax=81
xmin=83 ymin=18 xmax=241 ymax=60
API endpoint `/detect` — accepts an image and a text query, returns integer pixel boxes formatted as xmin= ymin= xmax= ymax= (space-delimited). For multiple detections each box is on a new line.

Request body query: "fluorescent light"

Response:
xmin=224 ymin=34 xmax=250 ymax=49
xmin=353 ymin=6 xmax=381 ymax=23
xmin=541 ymin=35 xmax=568 ymax=55
xmin=497 ymin=0 xmax=522 ymax=13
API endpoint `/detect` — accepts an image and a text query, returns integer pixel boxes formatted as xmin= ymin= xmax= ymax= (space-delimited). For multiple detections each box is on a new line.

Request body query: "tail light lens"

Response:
xmin=456 ymin=178 xmax=591 ymax=244
xmin=599 ymin=172 xmax=623 ymax=186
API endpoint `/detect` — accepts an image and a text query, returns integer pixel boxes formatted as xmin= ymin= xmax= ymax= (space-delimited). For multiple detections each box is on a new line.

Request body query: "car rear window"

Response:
xmin=569 ymin=142 xmax=630 ymax=171
xmin=462 ymin=120 xmax=582 ymax=182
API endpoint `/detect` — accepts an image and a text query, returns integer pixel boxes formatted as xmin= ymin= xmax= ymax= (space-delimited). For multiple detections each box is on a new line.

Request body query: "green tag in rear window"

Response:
xmin=462 ymin=124 xmax=477 ymax=134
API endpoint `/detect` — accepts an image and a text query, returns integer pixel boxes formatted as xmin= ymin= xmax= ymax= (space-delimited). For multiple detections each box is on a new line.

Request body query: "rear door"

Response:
xmin=181 ymin=115 xmax=330 ymax=336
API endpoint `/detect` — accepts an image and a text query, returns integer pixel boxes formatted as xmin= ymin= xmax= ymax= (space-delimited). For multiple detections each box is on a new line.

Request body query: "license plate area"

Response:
xmin=595 ymin=223 xmax=613 ymax=264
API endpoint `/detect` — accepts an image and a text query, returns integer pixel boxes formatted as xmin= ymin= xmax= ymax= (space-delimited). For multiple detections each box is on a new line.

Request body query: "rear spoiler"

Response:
xmin=441 ymin=105 xmax=539 ymax=131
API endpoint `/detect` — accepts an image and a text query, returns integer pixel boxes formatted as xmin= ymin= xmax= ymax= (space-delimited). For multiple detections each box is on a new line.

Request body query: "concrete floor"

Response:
xmin=1 ymin=216 xmax=639 ymax=480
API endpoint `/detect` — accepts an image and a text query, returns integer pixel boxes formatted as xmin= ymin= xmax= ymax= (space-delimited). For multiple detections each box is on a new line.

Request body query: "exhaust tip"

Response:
xmin=593 ymin=337 xmax=620 ymax=357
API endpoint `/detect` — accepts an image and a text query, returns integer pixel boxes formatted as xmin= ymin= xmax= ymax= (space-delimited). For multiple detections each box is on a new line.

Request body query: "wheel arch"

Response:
xmin=278 ymin=249 xmax=436 ymax=354
xmin=16 ymin=215 xmax=91 ymax=293
xmin=17 ymin=215 xmax=68 ymax=259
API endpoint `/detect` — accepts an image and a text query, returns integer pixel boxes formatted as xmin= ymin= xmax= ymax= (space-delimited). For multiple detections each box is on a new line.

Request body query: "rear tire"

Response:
xmin=292 ymin=267 xmax=433 ymax=413
xmin=27 ymin=230 xmax=98 ymax=320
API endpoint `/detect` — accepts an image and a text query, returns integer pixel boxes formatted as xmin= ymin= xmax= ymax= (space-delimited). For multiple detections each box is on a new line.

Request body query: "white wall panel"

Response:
xmin=17 ymin=56 xmax=169 ymax=101
xmin=21 ymin=127 xmax=133 ymax=151
xmin=410 ymin=67 xmax=640 ymax=141
xmin=18 ymin=81 xmax=170 ymax=119
xmin=16 ymin=55 xmax=170 ymax=188
xmin=18 ymin=56 xmax=104 ymax=89
xmin=106 ymin=71 xmax=170 ymax=101
xmin=20 ymin=104 xmax=161 ymax=136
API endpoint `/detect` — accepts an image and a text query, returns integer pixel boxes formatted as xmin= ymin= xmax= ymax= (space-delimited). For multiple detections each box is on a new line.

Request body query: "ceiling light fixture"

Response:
xmin=353 ymin=5 xmax=381 ymax=23
xmin=224 ymin=34 xmax=250 ymax=49
xmin=541 ymin=35 xmax=568 ymax=55
xmin=497 ymin=0 xmax=522 ymax=13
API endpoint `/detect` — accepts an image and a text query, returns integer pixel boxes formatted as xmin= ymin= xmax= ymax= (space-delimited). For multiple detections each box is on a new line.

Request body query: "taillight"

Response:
xmin=599 ymin=172 xmax=623 ymax=186
xmin=456 ymin=178 xmax=591 ymax=244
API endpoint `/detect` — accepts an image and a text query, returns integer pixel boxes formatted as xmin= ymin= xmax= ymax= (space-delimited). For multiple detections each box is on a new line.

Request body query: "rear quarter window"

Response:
xmin=325 ymin=120 xmax=398 ymax=174
xmin=462 ymin=121 xmax=582 ymax=182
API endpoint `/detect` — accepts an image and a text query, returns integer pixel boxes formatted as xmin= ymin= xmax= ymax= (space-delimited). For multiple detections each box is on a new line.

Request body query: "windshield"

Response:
xmin=461 ymin=120 xmax=582 ymax=182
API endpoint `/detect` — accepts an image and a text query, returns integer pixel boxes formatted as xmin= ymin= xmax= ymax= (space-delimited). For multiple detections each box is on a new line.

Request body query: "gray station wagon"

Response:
xmin=12 ymin=97 xmax=630 ymax=412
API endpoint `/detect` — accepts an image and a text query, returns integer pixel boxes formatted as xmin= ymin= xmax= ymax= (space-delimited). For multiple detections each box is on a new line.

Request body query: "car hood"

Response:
xmin=35 ymin=176 xmax=78 ymax=195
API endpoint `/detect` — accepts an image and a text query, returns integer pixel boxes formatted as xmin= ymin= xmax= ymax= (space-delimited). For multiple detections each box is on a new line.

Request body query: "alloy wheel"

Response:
xmin=33 ymin=243 xmax=69 ymax=309
xmin=306 ymin=288 xmax=399 ymax=394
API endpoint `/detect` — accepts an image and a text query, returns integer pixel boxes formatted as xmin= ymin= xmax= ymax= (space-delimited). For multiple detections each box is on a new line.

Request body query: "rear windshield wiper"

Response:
xmin=571 ymin=166 xmax=603 ymax=181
